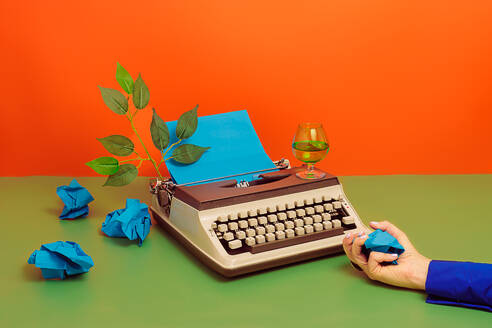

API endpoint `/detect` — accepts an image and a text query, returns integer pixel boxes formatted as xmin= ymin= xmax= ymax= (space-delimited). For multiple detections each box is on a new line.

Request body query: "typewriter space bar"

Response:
xmin=247 ymin=227 xmax=344 ymax=254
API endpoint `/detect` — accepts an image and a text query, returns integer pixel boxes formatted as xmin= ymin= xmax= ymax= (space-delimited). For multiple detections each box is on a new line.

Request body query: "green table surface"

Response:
xmin=1 ymin=175 xmax=491 ymax=327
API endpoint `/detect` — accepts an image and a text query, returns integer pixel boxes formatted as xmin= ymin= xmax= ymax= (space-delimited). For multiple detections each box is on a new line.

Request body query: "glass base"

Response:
xmin=296 ymin=168 xmax=326 ymax=180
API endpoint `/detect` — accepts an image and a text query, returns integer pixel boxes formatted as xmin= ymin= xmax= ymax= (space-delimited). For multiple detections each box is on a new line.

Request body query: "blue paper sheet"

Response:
xmin=27 ymin=241 xmax=94 ymax=279
xmin=165 ymin=110 xmax=277 ymax=185
xmin=56 ymin=179 xmax=94 ymax=219
xmin=363 ymin=229 xmax=405 ymax=265
xmin=102 ymin=199 xmax=151 ymax=246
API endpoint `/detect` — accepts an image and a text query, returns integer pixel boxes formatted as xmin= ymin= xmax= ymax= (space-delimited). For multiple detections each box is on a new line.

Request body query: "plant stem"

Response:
xmin=159 ymin=139 xmax=182 ymax=168
xmin=126 ymin=111 xmax=163 ymax=179
xmin=120 ymin=156 xmax=149 ymax=163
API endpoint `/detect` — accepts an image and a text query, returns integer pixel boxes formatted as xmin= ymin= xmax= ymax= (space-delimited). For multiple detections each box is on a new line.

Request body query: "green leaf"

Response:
xmin=176 ymin=105 xmax=198 ymax=139
xmin=98 ymin=86 xmax=128 ymax=115
xmin=132 ymin=74 xmax=150 ymax=110
xmin=85 ymin=157 xmax=119 ymax=175
xmin=171 ymin=144 xmax=210 ymax=164
xmin=97 ymin=135 xmax=134 ymax=156
xmin=150 ymin=108 xmax=170 ymax=151
xmin=103 ymin=164 xmax=138 ymax=187
xmin=116 ymin=62 xmax=134 ymax=95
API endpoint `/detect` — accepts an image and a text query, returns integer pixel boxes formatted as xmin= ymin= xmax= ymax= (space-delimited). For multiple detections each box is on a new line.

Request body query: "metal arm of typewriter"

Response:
xmin=149 ymin=158 xmax=291 ymax=215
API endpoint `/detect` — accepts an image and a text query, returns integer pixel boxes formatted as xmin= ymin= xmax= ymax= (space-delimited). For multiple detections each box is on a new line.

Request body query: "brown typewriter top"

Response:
xmin=171 ymin=167 xmax=339 ymax=210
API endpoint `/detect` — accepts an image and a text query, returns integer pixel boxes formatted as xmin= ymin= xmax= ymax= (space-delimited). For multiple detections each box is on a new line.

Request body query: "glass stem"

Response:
xmin=307 ymin=163 xmax=315 ymax=174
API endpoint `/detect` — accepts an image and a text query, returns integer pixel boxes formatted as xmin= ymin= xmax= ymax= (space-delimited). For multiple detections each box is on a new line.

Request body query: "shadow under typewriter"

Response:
xmin=150 ymin=166 xmax=369 ymax=278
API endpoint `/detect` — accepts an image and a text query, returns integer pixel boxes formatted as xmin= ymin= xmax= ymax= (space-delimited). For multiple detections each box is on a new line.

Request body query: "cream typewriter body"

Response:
xmin=150 ymin=163 xmax=368 ymax=277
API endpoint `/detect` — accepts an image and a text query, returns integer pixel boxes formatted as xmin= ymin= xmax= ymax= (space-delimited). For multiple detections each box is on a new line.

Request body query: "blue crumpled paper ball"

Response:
xmin=362 ymin=229 xmax=405 ymax=265
xmin=27 ymin=241 xmax=94 ymax=279
xmin=102 ymin=199 xmax=152 ymax=246
xmin=56 ymin=179 xmax=94 ymax=219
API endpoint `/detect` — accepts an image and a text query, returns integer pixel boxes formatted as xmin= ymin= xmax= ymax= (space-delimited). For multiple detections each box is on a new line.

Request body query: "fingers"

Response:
xmin=367 ymin=251 xmax=399 ymax=279
xmin=369 ymin=220 xmax=413 ymax=249
xmin=342 ymin=232 xmax=355 ymax=261
xmin=351 ymin=232 xmax=368 ymax=264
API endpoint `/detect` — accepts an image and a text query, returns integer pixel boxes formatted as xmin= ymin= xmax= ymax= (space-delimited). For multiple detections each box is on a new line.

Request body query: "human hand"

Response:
xmin=343 ymin=221 xmax=431 ymax=290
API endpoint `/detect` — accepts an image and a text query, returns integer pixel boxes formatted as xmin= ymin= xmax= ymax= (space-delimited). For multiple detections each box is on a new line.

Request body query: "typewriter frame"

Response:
xmin=149 ymin=160 xmax=369 ymax=277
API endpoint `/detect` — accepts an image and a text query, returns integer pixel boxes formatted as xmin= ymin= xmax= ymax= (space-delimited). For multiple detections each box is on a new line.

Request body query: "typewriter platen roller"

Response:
xmin=149 ymin=162 xmax=369 ymax=277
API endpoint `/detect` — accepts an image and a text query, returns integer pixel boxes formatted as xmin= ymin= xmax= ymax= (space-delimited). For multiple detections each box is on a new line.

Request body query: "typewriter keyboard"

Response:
xmin=211 ymin=194 xmax=357 ymax=255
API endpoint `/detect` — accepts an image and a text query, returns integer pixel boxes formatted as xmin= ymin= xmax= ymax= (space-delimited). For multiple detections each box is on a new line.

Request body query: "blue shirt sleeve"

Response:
xmin=425 ymin=260 xmax=492 ymax=312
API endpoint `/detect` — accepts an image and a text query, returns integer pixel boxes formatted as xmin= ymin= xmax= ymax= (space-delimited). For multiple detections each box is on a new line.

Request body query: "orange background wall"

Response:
xmin=1 ymin=0 xmax=491 ymax=177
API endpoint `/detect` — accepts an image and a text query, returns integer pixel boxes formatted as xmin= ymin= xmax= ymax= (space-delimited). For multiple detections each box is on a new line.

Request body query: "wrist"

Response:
xmin=410 ymin=256 xmax=431 ymax=290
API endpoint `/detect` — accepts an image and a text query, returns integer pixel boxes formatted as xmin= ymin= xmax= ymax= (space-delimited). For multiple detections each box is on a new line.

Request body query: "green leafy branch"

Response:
xmin=86 ymin=63 xmax=210 ymax=186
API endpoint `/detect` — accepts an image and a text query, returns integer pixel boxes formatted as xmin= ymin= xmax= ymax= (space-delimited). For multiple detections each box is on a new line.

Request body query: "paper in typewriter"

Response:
xmin=165 ymin=110 xmax=277 ymax=185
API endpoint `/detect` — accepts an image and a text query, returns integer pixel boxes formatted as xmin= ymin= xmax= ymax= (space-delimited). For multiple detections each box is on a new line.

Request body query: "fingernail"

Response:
xmin=345 ymin=233 xmax=351 ymax=239
xmin=360 ymin=235 xmax=368 ymax=239
xmin=370 ymin=221 xmax=378 ymax=225
xmin=358 ymin=232 xmax=365 ymax=237
xmin=391 ymin=254 xmax=398 ymax=257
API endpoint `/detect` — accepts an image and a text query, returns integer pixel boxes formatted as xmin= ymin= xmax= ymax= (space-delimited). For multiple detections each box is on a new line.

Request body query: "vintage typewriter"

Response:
xmin=149 ymin=159 xmax=369 ymax=277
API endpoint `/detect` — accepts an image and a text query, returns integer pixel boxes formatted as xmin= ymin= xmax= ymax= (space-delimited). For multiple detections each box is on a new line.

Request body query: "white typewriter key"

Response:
xmin=323 ymin=221 xmax=333 ymax=230
xmin=305 ymin=207 xmax=315 ymax=215
xmin=275 ymin=231 xmax=286 ymax=240
xmin=295 ymin=200 xmax=304 ymax=208
xmin=287 ymin=210 xmax=296 ymax=219
xmin=277 ymin=204 xmax=286 ymax=211
xmin=296 ymin=209 xmax=306 ymax=217
xmin=304 ymin=198 xmax=313 ymax=206
xmin=303 ymin=216 xmax=313 ymax=225
xmin=255 ymin=235 xmax=266 ymax=244
xmin=332 ymin=219 xmax=342 ymax=228
xmin=256 ymin=226 xmax=266 ymax=235
xmin=285 ymin=229 xmax=296 ymax=238
xmin=217 ymin=215 xmax=228 ymax=223
xmin=277 ymin=212 xmax=287 ymax=221
xmin=322 ymin=213 xmax=331 ymax=221
xmin=285 ymin=221 xmax=295 ymax=229
xmin=268 ymin=214 xmax=278 ymax=223
xmin=223 ymin=232 xmax=234 ymax=241
xmin=239 ymin=211 xmax=248 ymax=219
xmin=266 ymin=224 xmax=275 ymax=233
xmin=294 ymin=219 xmax=304 ymax=227
xmin=314 ymin=223 xmax=323 ymax=232
xmin=246 ymin=228 xmax=256 ymax=237
xmin=258 ymin=207 xmax=267 ymax=215
xmin=245 ymin=237 xmax=256 ymax=246
xmin=248 ymin=218 xmax=258 ymax=226
xmin=218 ymin=224 xmax=228 ymax=232
xmin=228 ymin=239 xmax=242 ymax=249
xmin=314 ymin=196 xmax=323 ymax=204
xmin=228 ymin=222 xmax=238 ymax=230
xmin=295 ymin=227 xmax=305 ymax=236
xmin=248 ymin=209 xmax=258 ymax=217
xmin=236 ymin=230 xmax=246 ymax=239
xmin=265 ymin=233 xmax=276 ymax=242
xmin=258 ymin=216 xmax=268 ymax=225
xmin=228 ymin=213 xmax=238 ymax=220
xmin=322 ymin=195 xmax=331 ymax=202
xmin=211 ymin=222 xmax=217 ymax=229
xmin=342 ymin=216 xmax=355 ymax=225
xmin=324 ymin=204 xmax=334 ymax=211
xmin=285 ymin=229 xmax=295 ymax=238
xmin=312 ymin=215 xmax=322 ymax=223
xmin=267 ymin=206 xmax=276 ymax=213
xmin=314 ymin=205 xmax=324 ymax=213
xmin=238 ymin=220 xmax=248 ymax=229
xmin=286 ymin=201 xmax=295 ymax=209
xmin=275 ymin=223 xmax=285 ymax=231
xmin=333 ymin=201 xmax=342 ymax=209
xmin=304 ymin=225 xmax=314 ymax=234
